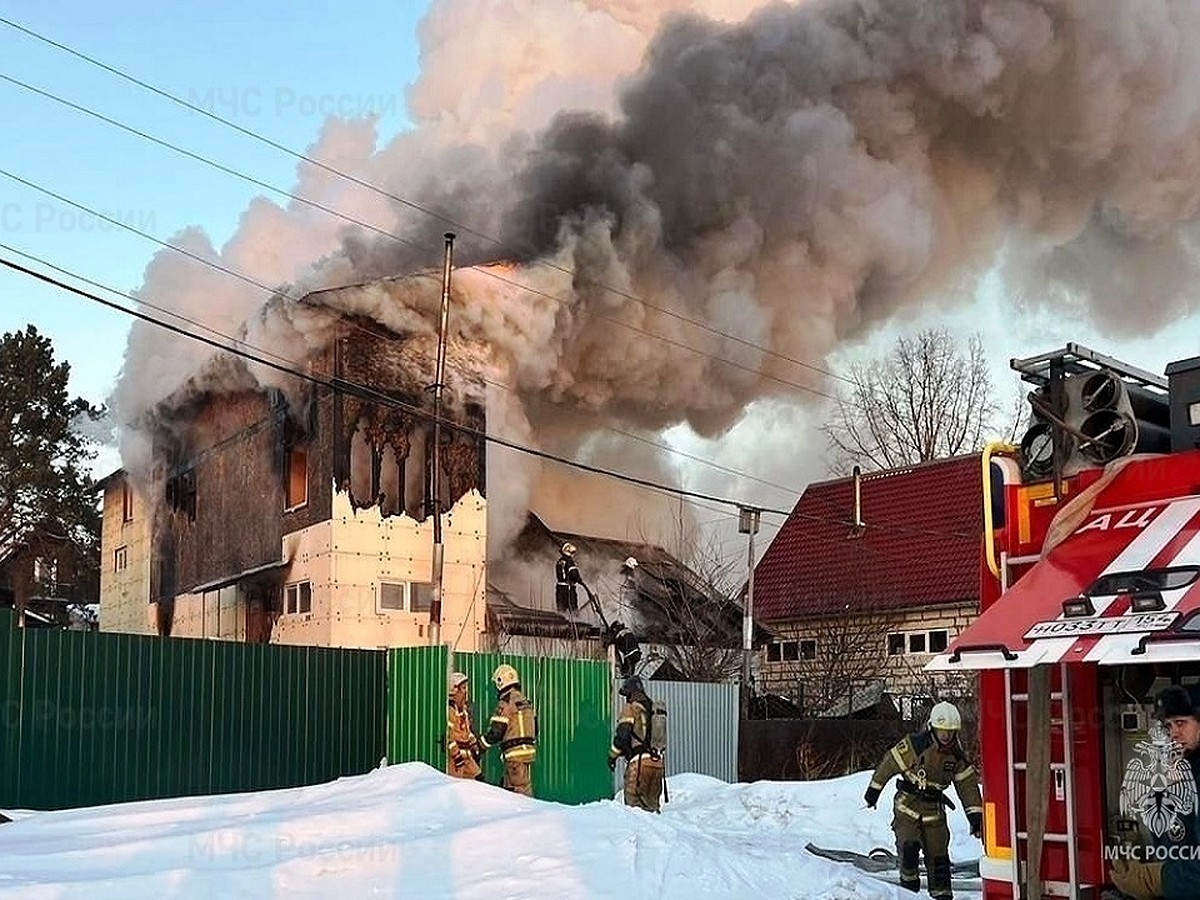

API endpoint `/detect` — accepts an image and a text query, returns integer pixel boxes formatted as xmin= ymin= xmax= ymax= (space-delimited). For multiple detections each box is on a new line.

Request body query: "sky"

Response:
xmin=0 ymin=1 xmax=423 ymax=405
xmin=5 ymin=0 xmax=1200 ymax=565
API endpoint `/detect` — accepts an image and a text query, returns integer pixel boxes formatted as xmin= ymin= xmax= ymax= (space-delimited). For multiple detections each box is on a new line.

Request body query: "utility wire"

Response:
xmin=0 ymin=245 xmax=976 ymax=542
xmin=0 ymin=245 xmax=795 ymax=518
xmin=0 ymin=16 xmax=855 ymax=390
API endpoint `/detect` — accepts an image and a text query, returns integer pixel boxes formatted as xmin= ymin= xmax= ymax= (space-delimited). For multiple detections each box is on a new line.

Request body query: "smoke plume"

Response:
xmin=115 ymin=0 xmax=1200 ymax=552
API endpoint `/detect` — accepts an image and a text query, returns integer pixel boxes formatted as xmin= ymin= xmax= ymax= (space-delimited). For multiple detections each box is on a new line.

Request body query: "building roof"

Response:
xmin=753 ymin=455 xmax=983 ymax=622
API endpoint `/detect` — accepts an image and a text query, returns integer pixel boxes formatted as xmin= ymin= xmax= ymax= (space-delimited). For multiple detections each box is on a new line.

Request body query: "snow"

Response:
xmin=0 ymin=765 xmax=982 ymax=899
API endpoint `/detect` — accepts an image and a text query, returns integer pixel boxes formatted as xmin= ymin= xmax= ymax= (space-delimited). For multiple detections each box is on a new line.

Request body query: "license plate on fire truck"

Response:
xmin=1023 ymin=612 xmax=1179 ymax=640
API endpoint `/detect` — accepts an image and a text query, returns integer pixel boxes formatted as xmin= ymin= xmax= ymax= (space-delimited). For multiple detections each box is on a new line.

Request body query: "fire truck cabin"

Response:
xmin=926 ymin=344 xmax=1200 ymax=899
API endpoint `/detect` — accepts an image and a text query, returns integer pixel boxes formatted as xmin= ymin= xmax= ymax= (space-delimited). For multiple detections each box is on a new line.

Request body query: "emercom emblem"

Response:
xmin=1120 ymin=722 xmax=1198 ymax=841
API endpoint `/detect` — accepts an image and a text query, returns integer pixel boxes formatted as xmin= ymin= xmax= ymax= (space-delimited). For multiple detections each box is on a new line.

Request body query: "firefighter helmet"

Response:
xmin=623 ymin=556 xmax=639 ymax=570
xmin=449 ymin=672 xmax=469 ymax=693
xmin=561 ymin=542 xmax=577 ymax=556
xmin=492 ymin=664 xmax=520 ymax=692
xmin=619 ymin=675 xmax=644 ymax=697
xmin=929 ymin=701 xmax=962 ymax=731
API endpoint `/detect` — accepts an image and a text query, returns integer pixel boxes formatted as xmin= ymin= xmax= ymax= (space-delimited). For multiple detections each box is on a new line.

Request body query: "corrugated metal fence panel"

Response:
xmin=385 ymin=645 xmax=448 ymax=769
xmin=455 ymin=651 xmax=612 ymax=804
xmin=0 ymin=613 xmax=386 ymax=810
xmin=612 ymin=680 xmax=739 ymax=784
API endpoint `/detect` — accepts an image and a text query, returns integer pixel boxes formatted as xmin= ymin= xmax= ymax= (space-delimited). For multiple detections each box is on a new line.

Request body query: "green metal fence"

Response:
xmin=384 ymin=644 xmax=448 ymax=769
xmin=0 ymin=611 xmax=612 ymax=810
xmin=451 ymin=651 xmax=612 ymax=804
xmin=0 ymin=610 xmax=386 ymax=810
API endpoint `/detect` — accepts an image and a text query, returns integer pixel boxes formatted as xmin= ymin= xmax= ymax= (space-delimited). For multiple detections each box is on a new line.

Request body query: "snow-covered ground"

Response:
xmin=0 ymin=764 xmax=982 ymax=899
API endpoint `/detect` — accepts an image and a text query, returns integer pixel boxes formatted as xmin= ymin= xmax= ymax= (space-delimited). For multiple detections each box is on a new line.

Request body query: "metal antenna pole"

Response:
xmin=429 ymin=233 xmax=455 ymax=646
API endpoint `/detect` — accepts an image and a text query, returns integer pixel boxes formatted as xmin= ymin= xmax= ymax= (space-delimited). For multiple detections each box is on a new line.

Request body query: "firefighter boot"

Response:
xmin=929 ymin=855 xmax=953 ymax=900
xmin=898 ymin=839 xmax=921 ymax=893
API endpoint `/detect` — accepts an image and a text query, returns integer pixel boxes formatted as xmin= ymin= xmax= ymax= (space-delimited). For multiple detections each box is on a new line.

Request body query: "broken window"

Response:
xmin=284 ymin=581 xmax=312 ymax=615
xmin=165 ymin=468 xmax=197 ymax=522
xmin=33 ymin=557 xmax=58 ymax=592
xmin=121 ymin=481 xmax=134 ymax=522
xmin=285 ymin=445 xmax=308 ymax=510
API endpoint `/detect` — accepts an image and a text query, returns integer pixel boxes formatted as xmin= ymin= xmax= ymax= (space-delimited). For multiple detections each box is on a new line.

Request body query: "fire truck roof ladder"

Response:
xmin=1010 ymin=342 xmax=1167 ymax=393
xmin=1005 ymin=662 xmax=1084 ymax=899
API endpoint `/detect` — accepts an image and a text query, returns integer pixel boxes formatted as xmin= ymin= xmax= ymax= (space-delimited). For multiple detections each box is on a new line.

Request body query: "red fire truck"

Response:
xmin=927 ymin=344 xmax=1200 ymax=899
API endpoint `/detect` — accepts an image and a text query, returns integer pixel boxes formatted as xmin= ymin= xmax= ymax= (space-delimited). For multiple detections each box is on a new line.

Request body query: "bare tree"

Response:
xmin=626 ymin=516 xmax=745 ymax=682
xmin=823 ymin=328 xmax=1023 ymax=474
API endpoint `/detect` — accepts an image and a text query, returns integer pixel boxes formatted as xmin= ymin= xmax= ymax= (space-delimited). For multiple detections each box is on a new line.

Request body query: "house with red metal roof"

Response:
xmin=752 ymin=454 xmax=984 ymax=715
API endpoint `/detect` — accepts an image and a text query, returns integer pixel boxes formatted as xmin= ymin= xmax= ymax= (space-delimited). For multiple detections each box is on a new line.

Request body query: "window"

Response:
xmin=114 ymin=546 xmax=128 ymax=572
xmin=377 ymin=581 xmax=435 ymax=613
xmin=33 ymin=557 xmax=58 ymax=591
xmin=767 ymin=643 xmax=782 ymax=662
xmin=379 ymin=582 xmax=405 ymax=611
xmin=121 ymin=481 xmax=134 ymax=522
xmin=889 ymin=629 xmax=951 ymax=656
xmin=410 ymin=582 xmax=434 ymax=613
xmin=165 ymin=469 xmax=197 ymax=522
xmin=284 ymin=581 xmax=312 ymax=615
xmin=285 ymin=445 xmax=308 ymax=510
xmin=781 ymin=640 xmax=799 ymax=661
xmin=799 ymin=639 xmax=816 ymax=660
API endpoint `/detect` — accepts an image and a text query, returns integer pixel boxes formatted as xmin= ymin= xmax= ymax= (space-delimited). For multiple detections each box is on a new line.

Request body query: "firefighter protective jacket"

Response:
xmin=480 ymin=687 xmax=537 ymax=764
xmin=446 ymin=698 xmax=482 ymax=779
xmin=865 ymin=730 xmax=983 ymax=828
xmin=610 ymin=694 xmax=654 ymax=763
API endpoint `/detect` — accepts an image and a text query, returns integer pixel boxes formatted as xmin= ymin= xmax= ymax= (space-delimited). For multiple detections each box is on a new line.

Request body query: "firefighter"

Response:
xmin=1111 ymin=683 xmax=1200 ymax=900
xmin=555 ymin=542 xmax=582 ymax=612
xmin=446 ymin=671 xmax=482 ymax=781
xmin=863 ymin=701 xmax=983 ymax=899
xmin=478 ymin=664 xmax=537 ymax=796
xmin=608 ymin=675 xmax=665 ymax=813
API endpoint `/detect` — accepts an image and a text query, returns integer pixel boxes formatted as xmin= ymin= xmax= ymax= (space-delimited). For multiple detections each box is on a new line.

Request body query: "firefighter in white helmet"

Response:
xmin=478 ymin=664 xmax=537 ymax=796
xmin=445 ymin=672 xmax=482 ymax=781
xmin=863 ymin=701 xmax=982 ymax=899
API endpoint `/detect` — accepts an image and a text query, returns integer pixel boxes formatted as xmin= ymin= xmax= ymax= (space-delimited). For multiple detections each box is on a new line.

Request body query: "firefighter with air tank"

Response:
xmin=864 ymin=701 xmax=983 ymax=898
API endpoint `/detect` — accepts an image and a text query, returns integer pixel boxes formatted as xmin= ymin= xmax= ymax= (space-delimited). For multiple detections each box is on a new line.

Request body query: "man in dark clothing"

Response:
xmin=608 ymin=675 xmax=665 ymax=813
xmin=1111 ymin=683 xmax=1200 ymax=899
xmin=864 ymin=701 xmax=982 ymax=899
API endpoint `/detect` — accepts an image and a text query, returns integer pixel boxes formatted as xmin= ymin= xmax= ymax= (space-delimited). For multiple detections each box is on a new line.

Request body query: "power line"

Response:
xmin=0 ymin=245 xmax=975 ymax=543
xmin=0 ymin=15 xmax=856 ymax=391
xmin=0 ymin=245 xmax=797 ymax=518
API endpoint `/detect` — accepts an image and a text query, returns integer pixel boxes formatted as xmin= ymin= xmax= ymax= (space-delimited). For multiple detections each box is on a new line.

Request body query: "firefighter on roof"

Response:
xmin=478 ymin=664 xmax=537 ymax=796
xmin=608 ymin=675 xmax=666 ymax=813
xmin=863 ymin=701 xmax=982 ymax=899
xmin=555 ymin=542 xmax=582 ymax=612
xmin=446 ymin=672 xmax=482 ymax=781
xmin=1111 ymin=683 xmax=1200 ymax=900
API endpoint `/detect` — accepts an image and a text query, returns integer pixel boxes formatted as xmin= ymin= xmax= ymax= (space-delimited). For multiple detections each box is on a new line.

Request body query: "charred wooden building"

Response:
xmin=100 ymin=297 xmax=488 ymax=650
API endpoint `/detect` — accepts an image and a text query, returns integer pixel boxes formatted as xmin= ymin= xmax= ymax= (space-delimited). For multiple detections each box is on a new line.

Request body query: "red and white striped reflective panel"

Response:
xmin=927 ymin=497 xmax=1200 ymax=672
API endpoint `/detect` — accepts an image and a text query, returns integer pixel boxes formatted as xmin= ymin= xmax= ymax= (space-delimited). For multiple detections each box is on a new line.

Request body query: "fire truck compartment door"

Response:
xmin=926 ymin=495 xmax=1200 ymax=672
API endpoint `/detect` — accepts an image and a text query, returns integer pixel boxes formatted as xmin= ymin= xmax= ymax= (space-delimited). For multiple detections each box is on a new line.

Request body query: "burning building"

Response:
xmin=100 ymin=284 xmax=488 ymax=650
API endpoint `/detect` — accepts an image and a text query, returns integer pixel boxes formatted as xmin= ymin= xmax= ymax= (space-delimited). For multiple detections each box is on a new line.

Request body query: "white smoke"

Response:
xmin=115 ymin=0 xmax=1200 ymax=553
